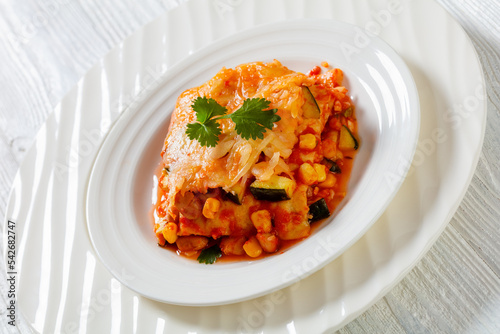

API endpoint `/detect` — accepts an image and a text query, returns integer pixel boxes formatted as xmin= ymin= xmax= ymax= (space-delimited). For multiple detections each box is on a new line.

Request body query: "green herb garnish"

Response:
xmin=344 ymin=106 xmax=353 ymax=117
xmin=186 ymin=97 xmax=281 ymax=147
xmin=197 ymin=244 xmax=222 ymax=264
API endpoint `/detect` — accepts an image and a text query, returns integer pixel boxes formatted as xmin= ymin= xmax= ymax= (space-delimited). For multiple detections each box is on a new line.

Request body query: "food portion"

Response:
xmin=153 ymin=60 xmax=358 ymax=263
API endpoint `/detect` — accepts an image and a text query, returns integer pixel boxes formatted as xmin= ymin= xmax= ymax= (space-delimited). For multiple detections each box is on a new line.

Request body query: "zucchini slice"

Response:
xmin=250 ymin=175 xmax=296 ymax=202
xmin=328 ymin=160 xmax=342 ymax=174
xmin=309 ymin=198 xmax=330 ymax=222
xmin=344 ymin=106 xmax=353 ymax=117
xmin=339 ymin=125 xmax=358 ymax=150
xmin=224 ymin=183 xmax=245 ymax=205
xmin=302 ymin=86 xmax=321 ymax=119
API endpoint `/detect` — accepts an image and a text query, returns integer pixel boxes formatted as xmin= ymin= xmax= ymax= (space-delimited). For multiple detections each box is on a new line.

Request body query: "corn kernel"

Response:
xmin=322 ymin=139 xmax=337 ymax=159
xmin=162 ymin=222 xmax=178 ymax=244
xmin=256 ymin=233 xmax=279 ymax=253
xmin=202 ymin=198 xmax=221 ymax=219
xmin=299 ymin=134 xmax=317 ymax=150
xmin=299 ymin=151 xmax=317 ymax=162
xmin=319 ymin=173 xmax=337 ymax=188
xmin=243 ymin=236 xmax=263 ymax=258
xmin=251 ymin=210 xmax=272 ymax=233
xmin=313 ymin=164 xmax=327 ymax=182
xmin=298 ymin=163 xmax=318 ymax=185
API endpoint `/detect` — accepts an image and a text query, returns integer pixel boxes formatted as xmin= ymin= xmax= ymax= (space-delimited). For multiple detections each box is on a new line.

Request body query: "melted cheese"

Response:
xmin=160 ymin=60 xmax=341 ymax=223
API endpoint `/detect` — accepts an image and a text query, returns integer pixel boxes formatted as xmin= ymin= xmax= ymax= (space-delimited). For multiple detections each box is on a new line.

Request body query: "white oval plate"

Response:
xmin=86 ymin=19 xmax=419 ymax=306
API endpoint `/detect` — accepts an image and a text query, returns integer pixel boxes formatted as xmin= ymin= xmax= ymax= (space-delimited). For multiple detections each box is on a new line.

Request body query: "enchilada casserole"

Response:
xmin=153 ymin=60 xmax=358 ymax=263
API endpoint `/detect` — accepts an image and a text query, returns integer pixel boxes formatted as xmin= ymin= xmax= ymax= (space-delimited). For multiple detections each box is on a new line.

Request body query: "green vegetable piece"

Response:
xmin=197 ymin=244 xmax=222 ymax=264
xmin=185 ymin=96 xmax=281 ymax=147
xmin=186 ymin=119 xmax=222 ymax=147
xmin=344 ymin=106 xmax=353 ymax=117
xmin=249 ymin=175 xmax=296 ymax=202
xmin=186 ymin=97 xmax=227 ymax=147
xmin=225 ymin=183 xmax=245 ymax=205
xmin=339 ymin=125 xmax=359 ymax=150
xmin=192 ymin=96 xmax=228 ymax=122
xmin=302 ymin=86 xmax=321 ymax=119
xmin=309 ymin=198 xmax=330 ymax=222
xmin=329 ymin=160 xmax=342 ymax=174
xmin=223 ymin=98 xmax=281 ymax=140
xmin=250 ymin=188 xmax=290 ymax=202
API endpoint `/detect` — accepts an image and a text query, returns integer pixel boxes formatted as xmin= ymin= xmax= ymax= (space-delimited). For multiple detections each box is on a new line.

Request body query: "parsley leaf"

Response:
xmin=186 ymin=96 xmax=281 ymax=147
xmin=224 ymin=98 xmax=280 ymax=140
xmin=197 ymin=244 xmax=222 ymax=264
xmin=186 ymin=119 xmax=222 ymax=147
xmin=191 ymin=96 xmax=227 ymax=123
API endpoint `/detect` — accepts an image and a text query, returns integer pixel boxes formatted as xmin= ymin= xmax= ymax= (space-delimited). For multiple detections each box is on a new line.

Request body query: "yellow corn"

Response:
xmin=202 ymin=198 xmax=221 ymax=219
xmin=162 ymin=222 xmax=178 ymax=244
xmin=322 ymin=139 xmax=337 ymax=159
xmin=298 ymin=163 xmax=318 ymax=185
xmin=299 ymin=134 xmax=317 ymax=150
xmin=319 ymin=173 xmax=337 ymax=188
xmin=256 ymin=233 xmax=279 ymax=253
xmin=251 ymin=210 xmax=272 ymax=233
xmin=313 ymin=163 xmax=327 ymax=182
xmin=243 ymin=236 xmax=263 ymax=258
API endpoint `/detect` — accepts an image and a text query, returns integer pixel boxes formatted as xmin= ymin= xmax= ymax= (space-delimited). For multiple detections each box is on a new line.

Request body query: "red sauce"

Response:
xmin=308 ymin=65 xmax=322 ymax=76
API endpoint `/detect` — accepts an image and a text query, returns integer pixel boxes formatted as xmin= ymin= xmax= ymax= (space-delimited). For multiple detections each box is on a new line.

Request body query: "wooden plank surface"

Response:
xmin=0 ymin=0 xmax=499 ymax=333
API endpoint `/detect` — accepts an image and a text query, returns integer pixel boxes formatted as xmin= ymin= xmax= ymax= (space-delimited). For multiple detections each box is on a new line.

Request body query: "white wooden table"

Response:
xmin=1 ymin=0 xmax=499 ymax=333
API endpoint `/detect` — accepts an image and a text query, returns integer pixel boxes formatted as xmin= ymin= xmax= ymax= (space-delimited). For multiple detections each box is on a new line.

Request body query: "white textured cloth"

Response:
xmin=0 ymin=0 xmax=499 ymax=333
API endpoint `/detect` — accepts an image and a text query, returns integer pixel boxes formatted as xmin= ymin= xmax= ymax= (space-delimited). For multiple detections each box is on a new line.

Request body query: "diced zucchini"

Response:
xmin=302 ymin=86 xmax=321 ymax=119
xmin=339 ymin=125 xmax=358 ymax=150
xmin=224 ymin=183 xmax=245 ymax=205
xmin=309 ymin=198 xmax=330 ymax=222
xmin=344 ymin=106 xmax=353 ymax=117
xmin=328 ymin=160 xmax=342 ymax=174
xmin=250 ymin=175 xmax=296 ymax=202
